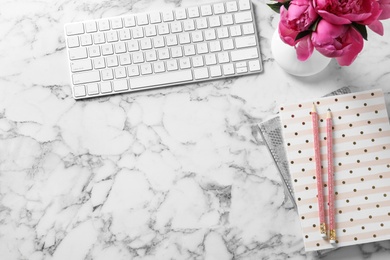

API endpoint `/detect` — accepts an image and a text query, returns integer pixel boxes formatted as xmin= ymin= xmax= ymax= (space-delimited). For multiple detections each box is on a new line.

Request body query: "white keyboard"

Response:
xmin=64 ymin=0 xmax=263 ymax=100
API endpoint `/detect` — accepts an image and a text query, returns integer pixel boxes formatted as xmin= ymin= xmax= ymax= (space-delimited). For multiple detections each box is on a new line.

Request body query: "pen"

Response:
xmin=311 ymin=104 xmax=327 ymax=238
xmin=327 ymin=109 xmax=336 ymax=244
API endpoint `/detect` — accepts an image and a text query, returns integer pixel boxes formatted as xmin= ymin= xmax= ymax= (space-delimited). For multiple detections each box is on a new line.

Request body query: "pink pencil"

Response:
xmin=311 ymin=104 xmax=327 ymax=239
xmin=327 ymin=109 xmax=336 ymax=244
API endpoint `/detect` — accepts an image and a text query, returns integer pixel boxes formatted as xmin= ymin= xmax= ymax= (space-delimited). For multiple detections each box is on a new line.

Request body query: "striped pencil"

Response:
xmin=311 ymin=104 xmax=327 ymax=239
xmin=327 ymin=109 xmax=336 ymax=244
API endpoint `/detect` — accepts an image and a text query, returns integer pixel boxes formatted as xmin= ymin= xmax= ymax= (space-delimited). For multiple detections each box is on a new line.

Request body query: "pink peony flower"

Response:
xmin=279 ymin=0 xmax=319 ymax=46
xmin=311 ymin=19 xmax=364 ymax=66
xmin=313 ymin=0 xmax=382 ymax=25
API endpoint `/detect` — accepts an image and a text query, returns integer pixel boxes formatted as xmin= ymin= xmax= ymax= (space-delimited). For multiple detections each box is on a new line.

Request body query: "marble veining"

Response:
xmin=1 ymin=0 xmax=390 ymax=259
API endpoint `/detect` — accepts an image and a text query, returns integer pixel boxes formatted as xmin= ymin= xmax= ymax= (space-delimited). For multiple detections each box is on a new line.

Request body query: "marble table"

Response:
xmin=1 ymin=0 xmax=390 ymax=259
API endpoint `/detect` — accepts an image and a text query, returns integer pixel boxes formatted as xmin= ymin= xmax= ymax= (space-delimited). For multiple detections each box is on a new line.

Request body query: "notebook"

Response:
xmin=279 ymin=89 xmax=390 ymax=252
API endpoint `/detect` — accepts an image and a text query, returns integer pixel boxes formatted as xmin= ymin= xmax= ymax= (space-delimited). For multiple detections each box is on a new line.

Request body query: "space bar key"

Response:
xmin=129 ymin=70 xmax=193 ymax=89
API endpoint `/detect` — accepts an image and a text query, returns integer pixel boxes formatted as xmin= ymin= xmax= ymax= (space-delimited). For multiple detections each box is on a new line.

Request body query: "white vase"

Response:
xmin=271 ymin=31 xmax=331 ymax=77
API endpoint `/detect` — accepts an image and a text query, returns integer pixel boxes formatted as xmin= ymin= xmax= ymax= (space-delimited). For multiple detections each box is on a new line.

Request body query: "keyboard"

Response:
xmin=64 ymin=0 xmax=263 ymax=100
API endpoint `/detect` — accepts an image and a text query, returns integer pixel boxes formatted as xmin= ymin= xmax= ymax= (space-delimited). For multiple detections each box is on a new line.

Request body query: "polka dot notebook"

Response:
xmin=280 ymin=89 xmax=390 ymax=251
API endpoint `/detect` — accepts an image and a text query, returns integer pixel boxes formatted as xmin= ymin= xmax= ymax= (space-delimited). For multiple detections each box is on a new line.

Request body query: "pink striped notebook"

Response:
xmin=280 ymin=89 xmax=390 ymax=251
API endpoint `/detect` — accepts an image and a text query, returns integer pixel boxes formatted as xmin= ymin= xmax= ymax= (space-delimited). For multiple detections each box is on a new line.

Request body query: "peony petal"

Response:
xmin=317 ymin=10 xmax=352 ymax=24
xmin=296 ymin=35 xmax=314 ymax=61
xmin=335 ymin=27 xmax=364 ymax=66
xmin=368 ymin=20 xmax=384 ymax=35
xmin=378 ymin=0 xmax=390 ymax=20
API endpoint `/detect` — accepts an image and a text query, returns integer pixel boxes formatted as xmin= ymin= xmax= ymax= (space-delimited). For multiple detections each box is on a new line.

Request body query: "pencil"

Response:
xmin=326 ymin=109 xmax=336 ymax=244
xmin=311 ymin=104 xmax=327 ymax=239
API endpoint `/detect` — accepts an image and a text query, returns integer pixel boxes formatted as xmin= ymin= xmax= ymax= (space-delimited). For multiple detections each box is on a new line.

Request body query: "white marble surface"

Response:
xmin=1 ymin=0 xmax=390 ymax=259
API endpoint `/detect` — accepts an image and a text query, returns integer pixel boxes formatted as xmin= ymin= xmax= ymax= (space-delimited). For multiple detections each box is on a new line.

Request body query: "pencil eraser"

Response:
xmin=321 ymin=233 xmax=327 ymax=239
xmin=330 ymin=239 xmax=336 ymax=245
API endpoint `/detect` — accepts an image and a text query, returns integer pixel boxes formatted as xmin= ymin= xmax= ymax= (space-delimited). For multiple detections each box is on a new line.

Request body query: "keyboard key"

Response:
xmin=235 ymin=35 xmax=257 ymax=49
xmin=101 ymin=44 xmax=114 ymax=55
xmin=230 ymin=47 xmax=259 ymax=61
xmin=74 ymin=85 xmax=86 ymax=97
xmin=128 ymin=65 xmax=140 ymax=76
xmin=213 ymin=3 xmax=225 ymax=14
xmin=236 ymin=62 xmax=248 ymax=73
xmin=114 ymin=42 xmax=126 ymax=53
xmin=223 ymin=64 xmax=235 ymax=75
xmin=85 ymin=21 xmax=97 ymax=33
xmin=242 ymin=23 xmax=255 ymax=35
xmin=230 ymin=25 xmax=242 ymax=37
xmin=129 ymin=70 xmax=193 ymax=89
xmin=192 ymin=56 xmax=204 ymax=67
xmin=157 ymin=23 xmax=169 ymax=35
xmin=69 ymin=47 xmax=88 ymax=60
xmin=80 ymin=34 xmax=93 ymax=46
xmin=249 ymin=60 xmax=262 ymax=71
xmin=115 ymin=67 xmax=127 ymax=78
xmin=222 ymin=39 xmax=234 ymax=50
xmin=183 ymin=20 xmax=195 ymax=31
xmin=221 ymin=14 xmax=233 ymax=25
xmin=67 ymin=36 xmax=79 ymax=48
xmin=89 ymin=46 xmax=101 ymax=57
xmin=140 ymin=38 xmax=152 ymax=50
xmin=101 ymin=69 xmax=114 ymax=80
xmin=106 ymin=56 xmax=119 ymax=67
xmin=110 ymin=18 xmax=123 ymax=29
xmin=145 ymin=25 xmax=157 ymax=36
xmin=149 ymin=12 xmax=161 ymax=24
xmin=93 ymin=33 xmax=105 ymax=44
xmin=200 ymin=5 xmax=212 ymax=16
xmin=194 ymin=68 xmax=209 ymax=79
xmin=178 ymin=33 xmax=191 ymax=44
xmin=98 ymin=20 xmax=110 ymax=31
xmin=141 ymin=63 xmax=152 ymax=74
xmin=113 ymin=79 xmax=129 ymax=91
xmin=162 ymin=10 xmax=174 ymax=22
xmin=100 ymin=81 xmax=112 ymax=93
xmin=136 ymin=13 xmax=149 ymax=25
xmin=205 ymin=54 xmax=217 ymax=65
xmin=93 ymin=57 xmax=105 ymax=69
xmin=179 ymin=57 xmax=191 ymax=69
xmin=226 ymin=1 xmax=238 ymax=12
xmin=106 ymin=31 xmax=118 ymax=42
xmin=234 ymin=11 xmax=252 ymax=24
xmin=239 ymin=0 xmax=251 ymax=10
xmin=208 ymin=16 xmax=221 ymax=27
xmin=70 ymin=59 xmax=92 ymax=72
xmin=210 ymin=65 xmax=222 ymax=77
xmin=188 ymin=7 xmax=200 ymax=18
xmin=66 ymin=23 xmax=84 ymax=36
xmin=171 ymin=22 xmax=183 ymax=33
xmin=119 ymin=53 xmax=131 ymax=65
xmin=123 ymin=16 xmax=136 ymax=27
xmin=72 ymin=71 xmax=100 ymax=85
xmin=87 ymin=83 xmax=99 ymax=95
xmin=166 ymin=60 xmax=178 ymax=71
xmin=127 ymin=40 xmax=139 ymax=52
xmin=153 ymin=61 xmax=165 ymax=72
xmin=204 ymin=29 xmax=216 ymax=40
xmin=175 ymin=8 xmax=187 ymax=20
xmin=217 ymin=52 xmax=229 ymax=63
xmin=195 ymin=18 xmax=208 ymax=29
xmin=153 ymin=36 xmax=165 ymax=48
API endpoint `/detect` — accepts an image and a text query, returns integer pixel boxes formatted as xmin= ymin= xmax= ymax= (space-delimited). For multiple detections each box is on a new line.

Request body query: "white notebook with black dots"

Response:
xmin=279 ymin=89 xmax=390 ymax=251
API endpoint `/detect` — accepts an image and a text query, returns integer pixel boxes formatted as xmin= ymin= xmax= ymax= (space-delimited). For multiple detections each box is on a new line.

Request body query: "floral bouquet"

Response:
xmin=268 ymin=0 xmax=390 ymax=65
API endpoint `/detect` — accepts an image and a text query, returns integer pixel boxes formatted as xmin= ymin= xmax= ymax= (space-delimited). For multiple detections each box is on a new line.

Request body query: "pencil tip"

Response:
xmin=327 ymin=108 xmax=331 ymax=111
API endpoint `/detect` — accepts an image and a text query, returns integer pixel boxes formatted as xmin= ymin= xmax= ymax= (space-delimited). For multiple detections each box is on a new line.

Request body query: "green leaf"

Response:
xmin=295 ymin=30 xmax=311 ymax=41
xmin=352 ymin=23 xmax=368 ymax=41
xmin=267 ymin=3 xmax=283 ymax=13
xmin=310 ymin=18 xmax=321 ymax=32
